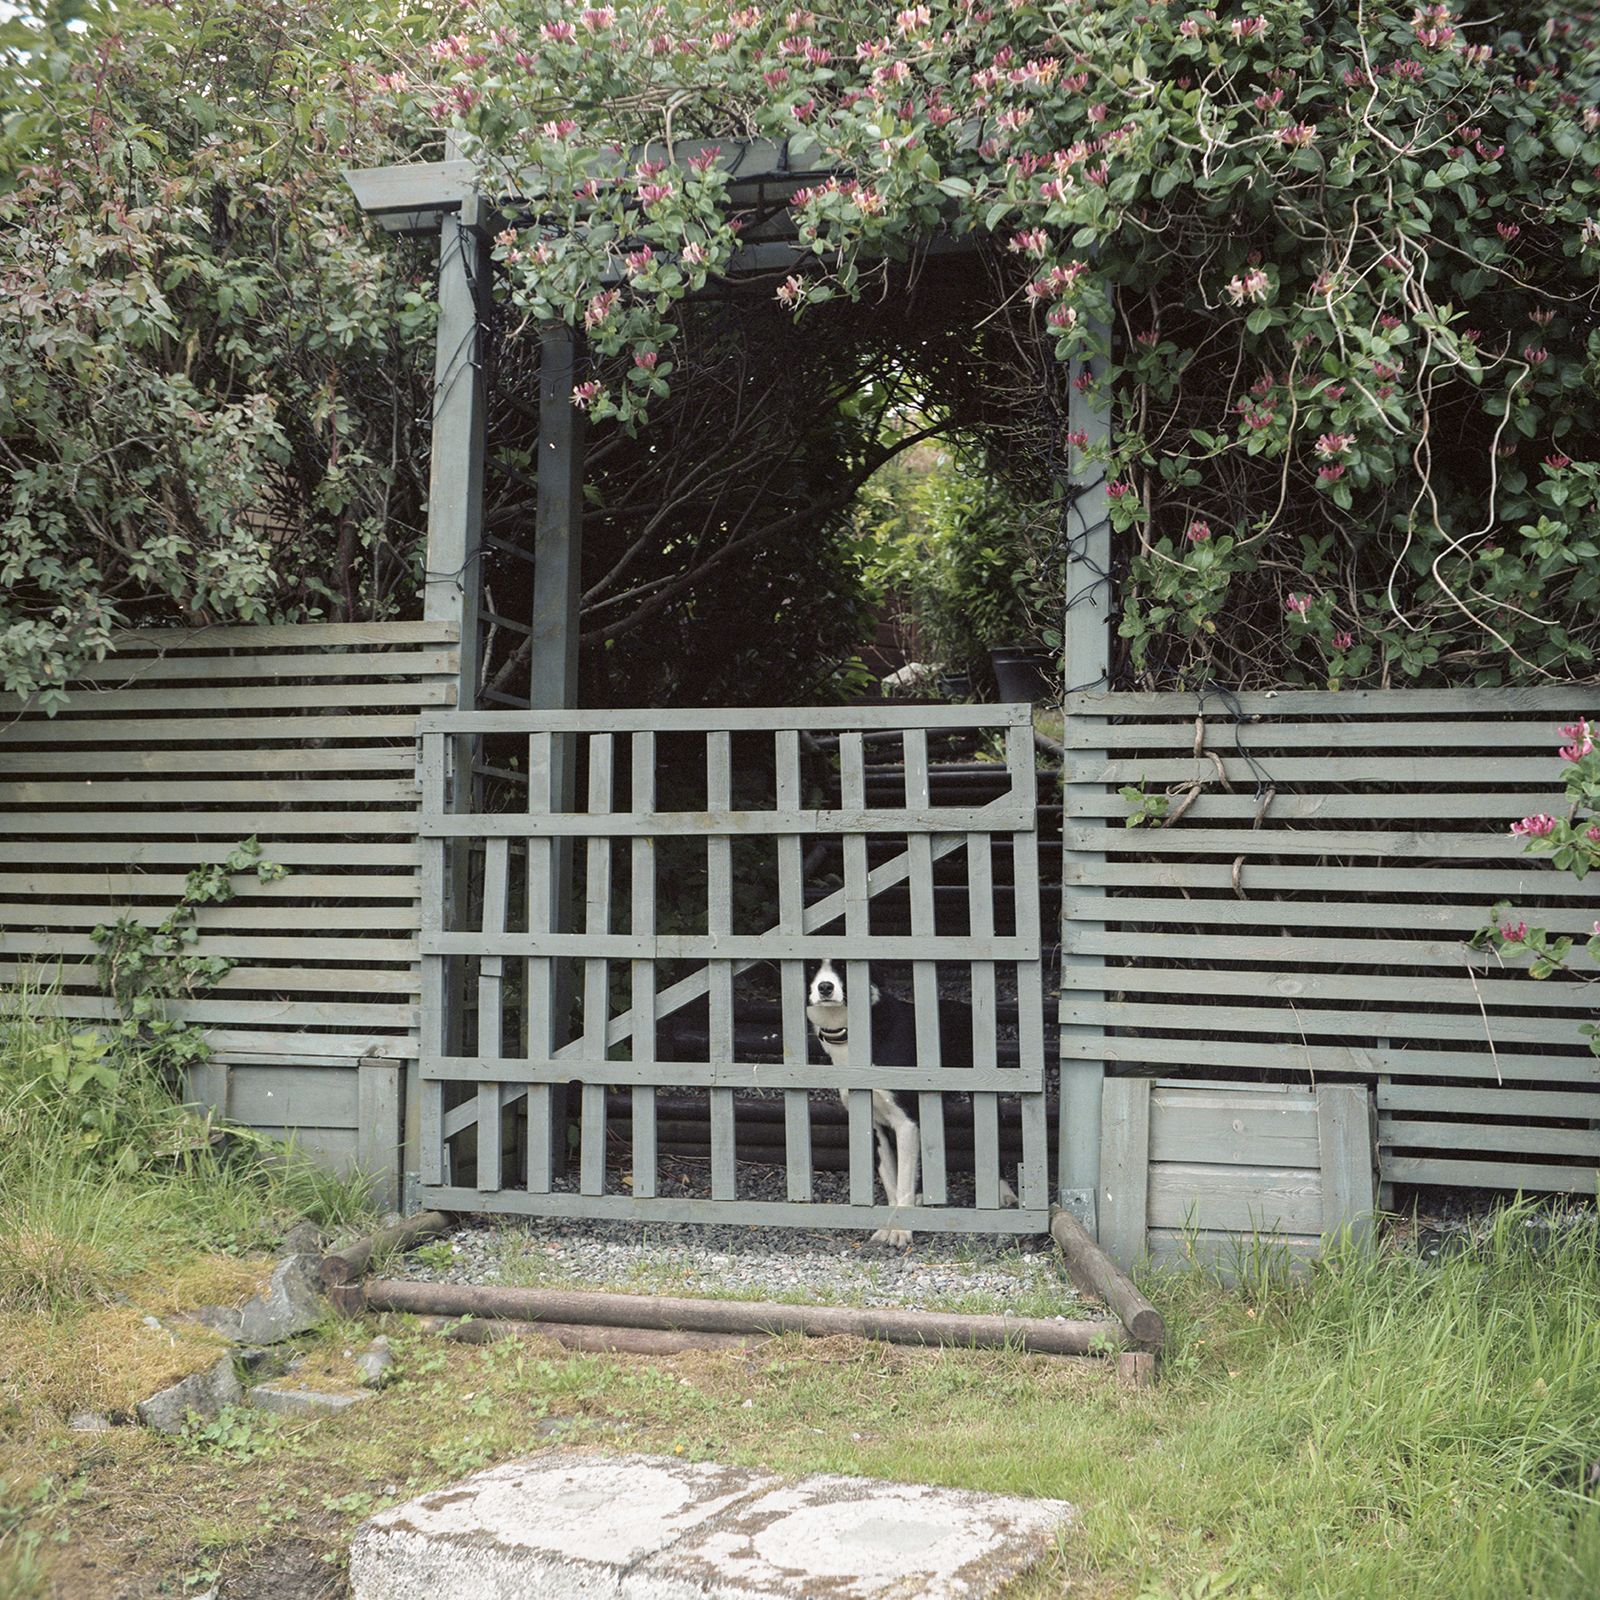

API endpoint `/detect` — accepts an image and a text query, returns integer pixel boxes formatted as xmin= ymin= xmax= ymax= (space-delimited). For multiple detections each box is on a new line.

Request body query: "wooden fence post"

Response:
xmin=1059 ymin=320 xmax=1113 ymax=1230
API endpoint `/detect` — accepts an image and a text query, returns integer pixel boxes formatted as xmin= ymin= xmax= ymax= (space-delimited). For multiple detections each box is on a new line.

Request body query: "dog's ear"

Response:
xmin=869 ymin=982 xmax=881 ymax=1003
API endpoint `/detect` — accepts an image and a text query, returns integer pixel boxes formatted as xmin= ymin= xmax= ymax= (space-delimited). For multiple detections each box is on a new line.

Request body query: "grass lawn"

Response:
xmin=4 ymin=1007 xmax=1599 ymax=1598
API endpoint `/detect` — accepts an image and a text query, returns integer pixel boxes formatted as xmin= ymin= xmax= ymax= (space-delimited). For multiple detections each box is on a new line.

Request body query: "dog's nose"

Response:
xmin=816 ymin=980 xmax=837 ymax=998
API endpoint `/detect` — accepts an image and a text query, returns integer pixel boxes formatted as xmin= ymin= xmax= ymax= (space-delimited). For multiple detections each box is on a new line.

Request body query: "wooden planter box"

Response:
xmin=1098 ymin=1078 xmax=1376 ymax=1273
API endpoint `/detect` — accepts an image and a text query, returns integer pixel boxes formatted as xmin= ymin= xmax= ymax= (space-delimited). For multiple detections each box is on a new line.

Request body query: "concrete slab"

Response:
xmin=349 ymin=1452 xmax=1072 ymax=1600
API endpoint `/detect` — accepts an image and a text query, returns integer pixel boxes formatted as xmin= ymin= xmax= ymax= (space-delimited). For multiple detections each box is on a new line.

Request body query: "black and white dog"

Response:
xmin=806 ymin=959 xmax=922 ymax=1248
xmin=805 ymin=960 xmax=1019 ymax=1249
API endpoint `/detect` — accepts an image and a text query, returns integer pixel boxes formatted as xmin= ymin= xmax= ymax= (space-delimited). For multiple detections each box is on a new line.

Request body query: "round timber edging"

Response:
xmin=358 ymin=1277 xmax=1126 ymax=1358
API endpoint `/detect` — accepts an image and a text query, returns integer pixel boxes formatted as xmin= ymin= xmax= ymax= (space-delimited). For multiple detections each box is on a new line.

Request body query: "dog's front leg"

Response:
xmin=869 ymin=1125 xmax=913 ymax=1250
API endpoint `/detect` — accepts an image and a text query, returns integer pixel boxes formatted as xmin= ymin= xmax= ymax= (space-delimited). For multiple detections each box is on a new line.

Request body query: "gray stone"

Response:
xmin=347 ymin=1452 xmax=1072 ymax=1600
xmin=196 ymin=1254 xmax=325 ymax=1345
xmin=136 ymin=1356 xmax=243 ymax=1434
xmin=356 ymin=1336 xmax=396 ymax=1389
xmin=248 ymin=1381 xmax=372 ymax=1417
xmin=66 ymin=1410 xmax=113 ymax=1432
xmin=281 ymin=1219 xmax=327 ymax=1257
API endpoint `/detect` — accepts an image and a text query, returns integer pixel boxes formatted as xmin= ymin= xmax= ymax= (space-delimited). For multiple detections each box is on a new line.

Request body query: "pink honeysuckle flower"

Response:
xmin=1224 ymin=268 xmax=1270 ymax=304
xmin=681 ymin=240 xmax=708 ymax=266
xmin=1509 ymin=813 xmax=1558 ymax=837
xmin=1286 ymin=593 xmax=1312 ymax=615
xmin=1047 ymin=305 xmax=1078 ymax=331
xmin=1230 ymin=15 xmax=1268 ymax=41
xmin=1559 ymin=719 xmax=1595 ymax=761
xmin=580 ymin=7 xmax=615 ymax=31
xmin=1500 ymin=920 xmax=1528 ymax=942
xmin=571 ymin=380 xmax=603 ymax=409
xmin=1333 ymin=631 xmax=1354 ymax=648
xmin=637 ymin=182 xmax=675 ymax=205
xmin=1524 ymin=346 xmax=1549 ymax=364
xmin=1318 ymin=465 xmax=1346 ymax=483
xmin=687 ymin=146 xmax=723 ymax=173
xmin=1187 ymin=521 xmax=1211 ymax=542
xmin=1316 ymin=432 xmax=1354 ymax=458
xmin=776 ymin=274 xmax=805 ymax=306
xmin=1279 ymin=122 xmax=1317 ymax=149
xmin=624 ymin=248 xmax=655 ymax=275
xmin=1009 ymin=228 xmax=1050 ymax=255
xmin=1104 ymin=475 xmax=1131 ymax=494
xmin=583 ymin=289 xmax=618 ymax=330
xmin=633 ymin=350 xmax=659 ymax=371
xmin=1545 ymin=453 xmax=1572 ymax=470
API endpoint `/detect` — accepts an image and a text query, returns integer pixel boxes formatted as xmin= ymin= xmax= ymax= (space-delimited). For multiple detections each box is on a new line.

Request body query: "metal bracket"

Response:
xmin=1058 ymin=1187 xmax=1097 ymax=1235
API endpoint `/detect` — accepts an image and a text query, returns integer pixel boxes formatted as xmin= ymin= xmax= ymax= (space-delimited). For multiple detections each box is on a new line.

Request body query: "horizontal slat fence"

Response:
xmin=0 ymin=622 xmax=458 ymax=1201
xmin=1061 ymin=688 xmax=1600 ymax=1197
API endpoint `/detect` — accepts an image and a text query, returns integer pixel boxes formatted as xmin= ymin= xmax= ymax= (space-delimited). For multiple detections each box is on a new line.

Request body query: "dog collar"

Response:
xmin=816 ymin=1024 xmax=848 ymax=1044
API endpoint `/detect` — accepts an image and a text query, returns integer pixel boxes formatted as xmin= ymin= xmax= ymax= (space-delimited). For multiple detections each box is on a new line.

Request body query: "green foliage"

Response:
xmin=394 ymin=0 xmax=1600 ymax=688
xmin=0 ymin=0 xmax=435 ymax=707
xmin=90 ymin=838 xmax=288 ymax=1087
xmin=858 ymin=444 xmax=1046 ymax=681
xmin=1119 ymin=781 xmax=1171 ymax=828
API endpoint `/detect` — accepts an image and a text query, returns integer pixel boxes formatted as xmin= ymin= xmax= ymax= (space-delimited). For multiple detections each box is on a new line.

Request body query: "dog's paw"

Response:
xmin=999 ymin=1178 xmax=1018 ymax=1207
xmin=868 ymin=1227 xmax=913 ymax=1251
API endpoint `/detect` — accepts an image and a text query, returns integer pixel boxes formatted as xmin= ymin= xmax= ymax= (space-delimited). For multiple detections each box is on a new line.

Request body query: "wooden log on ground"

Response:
xmin=361 ymin=1277 xmax=1124 ymax=1358
xmin=321 ymin=1210 xmax=454 ymax=1288
xmin=416 ymin=1315 xmax=766 ymax=1356
xmin=1050 ymin=1205 xmax=1165 ymax=1348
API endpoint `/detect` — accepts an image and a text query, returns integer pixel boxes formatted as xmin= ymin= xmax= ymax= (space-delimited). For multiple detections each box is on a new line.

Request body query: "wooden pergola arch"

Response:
xmin=344 ymin=137 xmax=1114 ymax=1222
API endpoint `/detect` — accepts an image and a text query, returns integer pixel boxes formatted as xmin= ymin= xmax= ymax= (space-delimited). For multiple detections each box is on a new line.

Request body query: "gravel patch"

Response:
xmin=389 ymin=1160 xmax=1093 ymax=1320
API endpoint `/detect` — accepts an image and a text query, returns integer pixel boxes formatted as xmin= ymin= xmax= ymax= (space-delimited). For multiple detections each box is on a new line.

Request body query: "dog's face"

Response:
xmin=806 ymin=960 xmax=877 ymax=1020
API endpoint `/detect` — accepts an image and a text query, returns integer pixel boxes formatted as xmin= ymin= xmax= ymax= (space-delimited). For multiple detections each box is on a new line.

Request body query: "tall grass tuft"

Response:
xmin=0 ymin=981 xmax=376 ymax=1317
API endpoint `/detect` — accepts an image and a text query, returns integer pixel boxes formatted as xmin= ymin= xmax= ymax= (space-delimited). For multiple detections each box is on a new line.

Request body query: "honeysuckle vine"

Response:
xmin=1472 ymin=718 xmax=1600 ymax=1053
xmin=379 ymin=0 xmax=1600 ymax=688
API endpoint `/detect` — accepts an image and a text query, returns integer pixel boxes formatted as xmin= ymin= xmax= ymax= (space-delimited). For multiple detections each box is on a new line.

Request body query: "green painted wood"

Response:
xmin=630 ymin=730 xmax=659 ymax=1201
xmin=6 ymin=904 xmax=421 ymax=931
xmin=904 ymin=729 xmax=947 ymax=1207
xmin=1061 ymin=1033 xmax=1599 ymax=1083
xmin=5 ymin=932 xmax=416 ymax=962
xmin=228 ymin=1066 xmax=357 ymax=1127
xmin=580 ymin=734 xmax=615 ymax=1200
xmin=0 ymin=746 xmax=418 ymax=775
xmin=1382 ymin=1155 xmax=1599 ymax=1192
xmin=1059 ymin=963 xmax=1600 ymax=1012
xmin=68 ymin=649 xmax=459 ymax=683
xmin=1064 ymin=894 xmax=1600 ymax=938
xmin=416 ymin=1186 xmax=1051 ymax=1231
xmin=416 ymin=804 xmax=1034 ymax=836
xmin=358 ymin=1056 xmax=404 ymax=1210
xmin=419 ymin=704 xmax=1031 ymax=735
xmin=1063 ymin=719 xmax=1580 ymax=750
xmin=530 ymin=323 xmax=586 ymax=717
xmin=1075 ymin=791 xmax=1587 ymax=821
xmin=32 ymin=994 xmax=415 ymax=1028
xmin=1066 ymin=861 xmax=1600 ymax=898
xmin=1146 ymin=1088 xmax=1321 ymax=1168
xmin=1148 ymin=1161 xmax=1323 ymax=1235
xmin=106 ymin=622 xmax=458 ymax=650
xmin=1066 ymin=688 xmax=1592 ymax=715
xmin=840 ymin=733 xmax=876 ymax=1209
xmin=477 ymin=835 xmax=510 ymax=1193
xmin=1376 ymin=1083 xmax=1600 ymax=1117
xmin=1062 ymin=826 xmax=1528 ymax=858
xmin=4 ymin=714 xmax=425 ymax=746
xmin=94 ymin=781 xmax=412 ymax=815
xmin=1144 ymin=1228 xmax=1322 ymax=1274
xmin=1317 ymin=1085 xmax=1375 ymax=1241
xmin=775 ymin=729 xmax=813 ymax=1204
xmin=416 ymin=716 xmax=449 ymax=1192
xmin=6 ymin=681 xmax=456 ymax=714
xmin=5 ymin=813 xmax=425 ymax=837
xmin=424 ymin=931 xmax=1035 ymax=961
xmin=1070 ymin=754 xmax=1565 ymax=785
xmin=1098 ymin=1076 xmax=1149 ymax=1269
xmin=1381 ymin=1119 xmax=1600 ymax=1157
xmin=1073 ymin=929 xmax=1497 ymax=969
xmin=0 ymin=841 xmax=421 ymax=866
xmin=967 ymin=828 xmax=1001 ymax=1213
xmin=706 ymin=731 xmax=737 ymax=1203
xmin=1062 ymin=999 xmax=1583 ymax=1047
xmin=524 ymin=728 xmax=557 ymax=1195
xmin=2 ymin=962 xmax=417 ymax=996
xmin=0 ymin=872 xmax=418 ymax=900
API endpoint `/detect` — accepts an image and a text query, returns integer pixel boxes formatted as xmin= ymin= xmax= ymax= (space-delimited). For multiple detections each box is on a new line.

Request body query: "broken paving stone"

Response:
xmin=136 ymin=1356 xmax=243 ymax=1435
xmin=348 ymin=1451 xmax=1073 ymax=1600
xmin=248 ymin=1381 xmax=372 ymax=1418
xmin=195 ymin=1253 xmax=325 ymax=1345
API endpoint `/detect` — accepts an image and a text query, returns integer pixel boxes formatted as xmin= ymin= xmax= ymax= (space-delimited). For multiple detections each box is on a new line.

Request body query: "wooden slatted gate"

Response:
xmin=1061 ymin=687 xmax=1600 ymax=1201
xmin=414 ymin=704 xmax=1052 ymax=1230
